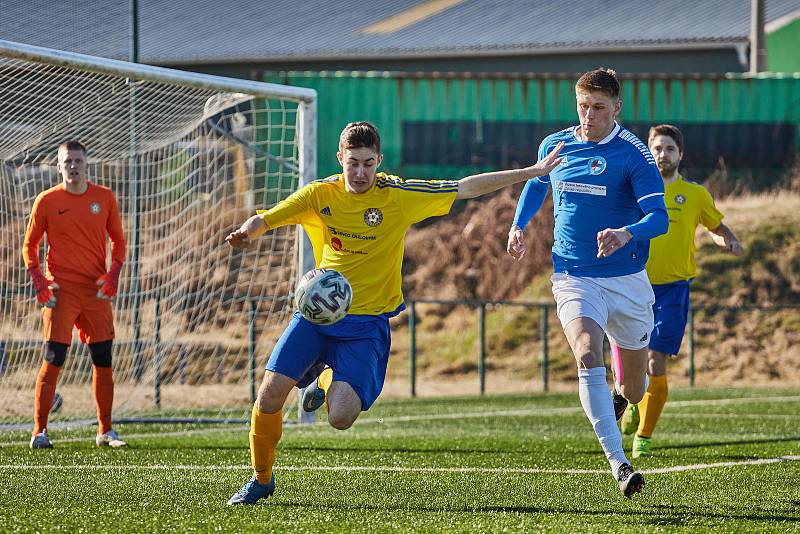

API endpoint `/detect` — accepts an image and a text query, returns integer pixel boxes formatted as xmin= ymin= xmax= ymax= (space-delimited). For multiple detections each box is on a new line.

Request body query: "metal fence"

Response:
xmin=3 ymin=296 xmax=797 ymax=408
xmin=403 ymin=298 xmax=800 ymax=397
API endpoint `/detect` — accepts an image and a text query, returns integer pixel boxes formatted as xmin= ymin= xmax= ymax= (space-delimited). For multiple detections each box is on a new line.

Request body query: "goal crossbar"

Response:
xmin=0 ymin=39 xmax=316 ymax=103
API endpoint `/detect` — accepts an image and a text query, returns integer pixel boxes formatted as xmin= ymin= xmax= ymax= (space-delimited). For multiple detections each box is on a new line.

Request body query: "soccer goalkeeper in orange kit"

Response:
xmin=23 ymin=140 xmax=128 ymax=449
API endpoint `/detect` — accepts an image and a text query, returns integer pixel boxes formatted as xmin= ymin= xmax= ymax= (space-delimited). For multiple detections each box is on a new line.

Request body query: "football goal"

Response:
xmin=0 ymin=39 xmax=317 ymax=429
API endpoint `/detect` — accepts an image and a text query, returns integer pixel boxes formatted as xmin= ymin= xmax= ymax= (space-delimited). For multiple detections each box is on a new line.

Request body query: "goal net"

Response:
xmin=0 ymin=40 xmax=317 ymax=430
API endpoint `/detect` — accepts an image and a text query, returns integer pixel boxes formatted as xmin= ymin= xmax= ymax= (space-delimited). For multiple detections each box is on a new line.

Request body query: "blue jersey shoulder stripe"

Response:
xmin=638 ymin=191 xmax=664 ymax=202
xmin=617 ymin=129 xmax=656 ymax=165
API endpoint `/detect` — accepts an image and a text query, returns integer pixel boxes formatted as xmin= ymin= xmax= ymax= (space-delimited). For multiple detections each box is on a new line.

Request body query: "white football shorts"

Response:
xmin=551 ymin=270 xmax=655 ymax=350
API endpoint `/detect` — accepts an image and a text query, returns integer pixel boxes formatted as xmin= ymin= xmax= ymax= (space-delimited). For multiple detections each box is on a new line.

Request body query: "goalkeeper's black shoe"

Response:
xmin=617 ymin=463 xmax=645 ymax=498
xmin=612 ymin=390 xmax=629 ymax=422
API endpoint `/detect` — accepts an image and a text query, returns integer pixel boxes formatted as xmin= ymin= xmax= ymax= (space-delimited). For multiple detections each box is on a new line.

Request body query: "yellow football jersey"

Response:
xmin=259 ymin=172 xmax=458 ymax=315
xmin=646 ymin=175 xmax=723 ymax=285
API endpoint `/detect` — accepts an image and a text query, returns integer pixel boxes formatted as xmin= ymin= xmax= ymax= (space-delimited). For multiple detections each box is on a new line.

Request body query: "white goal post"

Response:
xmin=0 ymin=39 xmax=317 ymax=429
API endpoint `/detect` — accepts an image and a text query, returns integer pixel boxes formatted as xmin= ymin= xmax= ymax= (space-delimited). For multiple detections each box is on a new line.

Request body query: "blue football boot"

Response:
xmin=227 ymin=474 xmax=275 ymax=505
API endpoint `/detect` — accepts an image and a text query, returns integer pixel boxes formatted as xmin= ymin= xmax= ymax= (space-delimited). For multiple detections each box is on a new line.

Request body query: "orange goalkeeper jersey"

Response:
xmin=23 ymin=182 xmax=126 ymax=286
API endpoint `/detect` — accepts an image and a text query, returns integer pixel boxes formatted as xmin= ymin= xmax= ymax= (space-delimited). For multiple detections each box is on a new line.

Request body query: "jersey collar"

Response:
xmin=572 ymin=122 xmax=620 ymax=145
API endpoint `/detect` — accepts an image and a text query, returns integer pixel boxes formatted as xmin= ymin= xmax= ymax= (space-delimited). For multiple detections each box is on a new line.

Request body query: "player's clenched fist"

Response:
xmin=507 ymin=226 xmax=527 ymax=260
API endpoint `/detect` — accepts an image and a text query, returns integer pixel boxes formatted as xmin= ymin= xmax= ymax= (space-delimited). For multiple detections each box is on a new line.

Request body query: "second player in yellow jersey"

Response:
xmin=646 ymin=175 xmax=723 ymax=285
xmin=622 ymin=125 xmax=743 ymax=459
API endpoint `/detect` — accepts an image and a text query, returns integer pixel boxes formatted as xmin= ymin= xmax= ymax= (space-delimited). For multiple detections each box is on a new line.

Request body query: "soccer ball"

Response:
xmin=295 ymin=268 xmax=353 ymax=325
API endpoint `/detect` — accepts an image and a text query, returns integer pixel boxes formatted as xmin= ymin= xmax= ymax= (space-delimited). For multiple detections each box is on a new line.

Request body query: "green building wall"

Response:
xmin=768 ymin=17 xmax=800 ymax=73
xmin=264 ymin=71 xmax=800 ymax=185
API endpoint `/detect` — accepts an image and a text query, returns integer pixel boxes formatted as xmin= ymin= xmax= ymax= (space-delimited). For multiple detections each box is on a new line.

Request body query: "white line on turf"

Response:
xmin=2 ymin=394 xmax=799 ymax=448
xmin=0 ymin=456 xmax=798 ymax=475
xmin=0 ymin=425 xmax=250 ymax=448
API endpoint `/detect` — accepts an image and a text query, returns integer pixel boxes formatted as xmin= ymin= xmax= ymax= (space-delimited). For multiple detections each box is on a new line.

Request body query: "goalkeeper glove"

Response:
xmin=96 ymin=260 xmax=123 ymax=300
xmin=27 ymin=267 xmax=58 ymax=308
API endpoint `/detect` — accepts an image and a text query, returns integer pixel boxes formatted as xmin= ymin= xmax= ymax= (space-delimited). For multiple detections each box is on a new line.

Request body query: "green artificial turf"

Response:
xmin=1 ymin=388 xmax=798 ymax=533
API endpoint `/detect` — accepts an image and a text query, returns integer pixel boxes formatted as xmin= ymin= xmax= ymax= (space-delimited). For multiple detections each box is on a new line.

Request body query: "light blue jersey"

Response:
xmin=514 ymin=123 xmax=667 ymax=277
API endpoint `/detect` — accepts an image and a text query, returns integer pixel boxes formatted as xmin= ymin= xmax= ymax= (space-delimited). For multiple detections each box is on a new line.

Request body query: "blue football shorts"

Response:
xmin=265 ymin=311 xmax=391 ymax=410
xmin=649 ymin=280 xmax=692 ymax=356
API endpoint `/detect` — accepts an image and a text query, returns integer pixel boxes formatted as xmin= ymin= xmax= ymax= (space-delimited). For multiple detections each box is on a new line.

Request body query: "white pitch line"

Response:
xmin=644 ymin=456 xmax=800 ymax=474
xmin=2 ymin=394 xmax=799 ymax=448
xmin=1 ymin=456 xmax=798 ymax=475
xmin=667 ymin=395 xmax=800 ymax=408
xmin=0 ymin=425 xmax=251 ymax=448
xmin=666 ymin=412 xmax=800 ymax=420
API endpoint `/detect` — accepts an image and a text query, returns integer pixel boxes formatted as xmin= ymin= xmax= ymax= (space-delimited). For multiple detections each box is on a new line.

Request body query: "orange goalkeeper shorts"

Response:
xmin=41 ymin=280 xmax=115 ymax=345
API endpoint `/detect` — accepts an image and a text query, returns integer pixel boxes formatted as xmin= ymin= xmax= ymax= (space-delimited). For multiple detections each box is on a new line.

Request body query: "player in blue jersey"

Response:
xmin=506 ymin=69 xmax=668 ymax=498
xmin=225 ymin=121 xmax=564 ymax=505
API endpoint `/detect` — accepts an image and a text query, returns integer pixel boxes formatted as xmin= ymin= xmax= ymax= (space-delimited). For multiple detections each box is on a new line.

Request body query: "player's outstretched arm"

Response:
xmin=456 ymin=141 xmax=564 ymax=200
xmin=708 ymin=223 xmax=743 ymax=256
xmin=225 ymin=215 xmax=270 ymax=249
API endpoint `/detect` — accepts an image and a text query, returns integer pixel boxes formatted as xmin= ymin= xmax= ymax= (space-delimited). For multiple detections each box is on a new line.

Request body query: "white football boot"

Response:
xmin=96 ymin=429 xmax=128 ymax=448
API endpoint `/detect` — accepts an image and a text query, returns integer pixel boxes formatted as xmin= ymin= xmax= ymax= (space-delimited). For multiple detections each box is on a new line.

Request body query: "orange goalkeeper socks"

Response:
xmin=637 ymin=374 xmax=669 ymax=438
xmin=250 ymin=404 xmax=283 ymax=485
xmin=33 ymin=361 xmax=61 ymax=435
xmin=92 ymin=365 xmax=114 ymax=435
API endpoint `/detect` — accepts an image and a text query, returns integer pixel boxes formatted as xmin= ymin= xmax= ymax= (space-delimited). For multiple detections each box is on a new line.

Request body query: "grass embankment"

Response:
xmin=386 ymin=191 xmax=800 ymax=396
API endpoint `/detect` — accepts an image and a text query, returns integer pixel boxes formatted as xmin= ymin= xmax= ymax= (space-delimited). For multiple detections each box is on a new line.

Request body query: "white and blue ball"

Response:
xmin=295 ymin=268 xmax=352 ymax=325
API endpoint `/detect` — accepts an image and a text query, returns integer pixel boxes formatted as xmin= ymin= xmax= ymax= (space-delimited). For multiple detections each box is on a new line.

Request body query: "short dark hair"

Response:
xmin=339 ymin=121 xmax=381 ymax=153
xmin=58 ymin=140 xmax=87 ymax=154
xmin=648 ymin=124 xmax=684 ymax=154
xmin=575 ymin=68 xmax=620 ymax=99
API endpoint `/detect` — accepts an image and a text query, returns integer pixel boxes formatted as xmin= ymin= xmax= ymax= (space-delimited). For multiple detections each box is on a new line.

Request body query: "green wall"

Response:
xmin=264 ymin=71 xmax=800 ymax=180
xmin=768 ymin=17 xmax=800 ymax=73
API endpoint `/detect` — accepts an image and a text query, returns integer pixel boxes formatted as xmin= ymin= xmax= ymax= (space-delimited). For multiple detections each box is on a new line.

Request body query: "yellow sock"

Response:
xmin=249 ymin=404 xmax=282 ymax=485
xmin=318 ymin=367 xmax=334 ymax=396
xmin=637 ymin=374 xmax=668 ymax=438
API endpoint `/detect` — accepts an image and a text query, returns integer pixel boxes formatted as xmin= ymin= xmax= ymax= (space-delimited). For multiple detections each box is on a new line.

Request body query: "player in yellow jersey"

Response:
xmin=621 ymin=124 xmax=743 ymax=458
xmin=224 ymin=121 xmax=564 ymax=504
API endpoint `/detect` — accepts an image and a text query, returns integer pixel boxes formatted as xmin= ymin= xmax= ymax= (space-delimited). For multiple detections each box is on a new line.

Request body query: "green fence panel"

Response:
xmin=264 ymin=71 xmax=800 ymax=180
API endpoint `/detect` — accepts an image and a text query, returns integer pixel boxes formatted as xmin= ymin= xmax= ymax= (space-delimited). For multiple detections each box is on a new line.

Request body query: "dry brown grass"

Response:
xmin=396 ymin=188 xmax=800 ymax=389
xmin=711 ymin=190 xmax=800 ymax=234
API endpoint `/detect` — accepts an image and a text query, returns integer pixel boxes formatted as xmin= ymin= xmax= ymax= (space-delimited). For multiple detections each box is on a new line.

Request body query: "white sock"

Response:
xmin=578 ymin=366 xmax=629 ymax=478
xmin=642 ymin=372 xmax=650 ymax=397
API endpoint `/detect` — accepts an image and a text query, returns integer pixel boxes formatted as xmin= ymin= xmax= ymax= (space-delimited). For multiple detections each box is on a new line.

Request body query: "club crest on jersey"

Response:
xmin=588 ymin=157 xmax=607 ymax=175
xmin=674 ymin=194 xmax=686 ymax=205
xmin=89 ymin=202 xmax=101 ymax=214
xmin=364 ymin=208 xmax=382 ymax=227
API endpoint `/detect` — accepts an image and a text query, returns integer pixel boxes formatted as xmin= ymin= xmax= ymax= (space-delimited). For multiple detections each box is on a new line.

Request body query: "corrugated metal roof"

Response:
xmin=1 ymin=0 xmax=797 ymax=64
